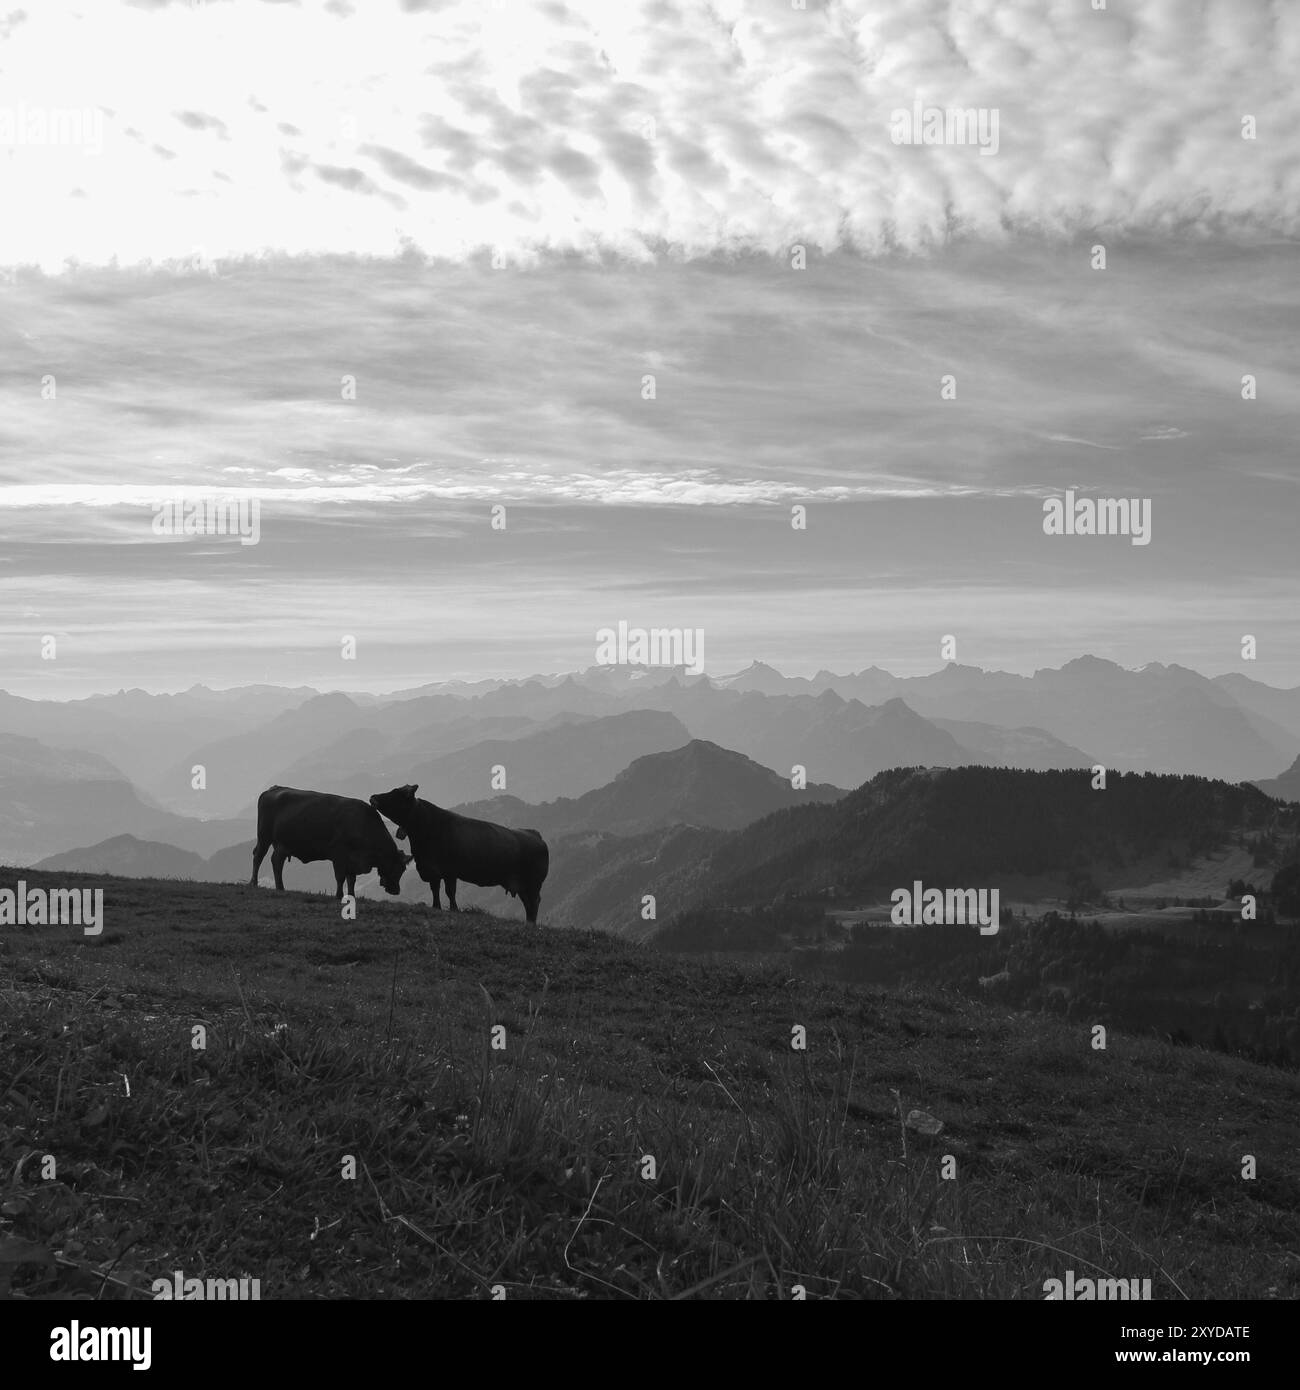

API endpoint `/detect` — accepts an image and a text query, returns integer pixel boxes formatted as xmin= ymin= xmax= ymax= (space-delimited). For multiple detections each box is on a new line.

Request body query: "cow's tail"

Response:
xmin=250 ymin=787 xmax=278 ymax=887
xmin=254 ymin=787 xmax=279 ymax=843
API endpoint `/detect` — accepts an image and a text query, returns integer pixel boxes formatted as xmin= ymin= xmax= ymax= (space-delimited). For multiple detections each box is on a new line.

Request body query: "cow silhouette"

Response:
xmin=250 ymin=786 xmax=410 ymax=900
xmin=369 ymin=783 xmax=549 ymax=924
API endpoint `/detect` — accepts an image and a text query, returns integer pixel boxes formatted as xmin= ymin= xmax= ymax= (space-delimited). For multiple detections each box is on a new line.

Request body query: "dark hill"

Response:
xmin=705 ymin=765 xmax=1286 ymax=907
xmin=550 ymin=765 xmax=1291 ymax=937
xmin=35 ymin=834 xmax=208 ymax=879
xmin=454 ymin=739 xmax=843 ymax=837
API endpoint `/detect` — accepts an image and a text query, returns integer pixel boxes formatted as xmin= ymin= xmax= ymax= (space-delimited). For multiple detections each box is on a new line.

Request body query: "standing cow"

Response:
xmin=250 ymin=786 xmax=411 ymax=901
xmin=369 ymin=783 xmax=549 ymax=924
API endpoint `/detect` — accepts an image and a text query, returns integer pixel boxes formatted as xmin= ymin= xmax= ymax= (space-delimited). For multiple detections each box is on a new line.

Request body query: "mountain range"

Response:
xmin=3 ymin=657 xmax=1297 ymax=871
xmin=0 ymin=732 xmax=249 ymax=867
xmin=28 ymin=740 xmax=840 ymax=894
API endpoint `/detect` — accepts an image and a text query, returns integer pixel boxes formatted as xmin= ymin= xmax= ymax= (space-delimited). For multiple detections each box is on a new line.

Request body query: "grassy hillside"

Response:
xmin=1 ymin=867 xmax=1297 ymax=1300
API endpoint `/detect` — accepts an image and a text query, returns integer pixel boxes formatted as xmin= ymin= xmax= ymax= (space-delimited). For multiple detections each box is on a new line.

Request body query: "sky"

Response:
xmin=1 ymin=0 xmax=1298 ymax=696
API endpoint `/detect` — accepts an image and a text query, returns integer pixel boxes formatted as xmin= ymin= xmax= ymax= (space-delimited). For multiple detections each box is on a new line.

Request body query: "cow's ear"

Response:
xmin=406 ymin=784 xmax=418 ymax=796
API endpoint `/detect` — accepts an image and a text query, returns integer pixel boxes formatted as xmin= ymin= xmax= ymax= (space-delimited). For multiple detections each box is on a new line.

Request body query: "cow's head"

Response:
xmin=380 ymin=850 xmax=413 ymax=896
xmin=370 ymin=783 xmax=419 ymax=833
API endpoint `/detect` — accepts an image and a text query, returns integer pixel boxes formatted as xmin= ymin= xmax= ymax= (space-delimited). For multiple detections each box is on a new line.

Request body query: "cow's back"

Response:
xmin=466 ymin=817 xmax=548 ymax=886
xmin=260 ymin=785 xmax=330 ymax=824
xmin=258 ymin=787 xmax=365 ymax=852
xmin=416 ymin=806 xmax=548 ymax=889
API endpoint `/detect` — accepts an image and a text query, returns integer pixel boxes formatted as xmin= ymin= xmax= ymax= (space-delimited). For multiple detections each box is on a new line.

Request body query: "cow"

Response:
xmin=369 ymin=783 xmax=549 ymax=924
xmin=249 ymin=786 xmax=411 ymax=901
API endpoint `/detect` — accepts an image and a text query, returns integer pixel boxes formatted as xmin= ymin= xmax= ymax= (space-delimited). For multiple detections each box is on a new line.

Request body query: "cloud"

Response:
xmin=2 ymin=2 xmax=1297 ymax=693
xmin=173 ymin=110 xmax=229 ymax=138
xmin=0 ymin=0 xmax=1296 ymax=269
xmin=0 ymin=239 xmax=1293 ymax=523
xmin=1045 ymin=435 xmax=1122 ymax=450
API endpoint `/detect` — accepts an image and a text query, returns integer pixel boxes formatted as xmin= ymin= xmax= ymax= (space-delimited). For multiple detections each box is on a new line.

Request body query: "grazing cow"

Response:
xmin=249 ymin=786 xmax=411 ymax=901
xmin=369 ymin=783 xmax=549 ymax=924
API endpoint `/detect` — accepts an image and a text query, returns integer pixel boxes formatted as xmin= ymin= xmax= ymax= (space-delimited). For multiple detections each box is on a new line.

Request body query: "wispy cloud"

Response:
xmin=1045 ymin=435 xmax=1122 ymax=451
xmin=1 ymin=0 xmax=1297 ymax=269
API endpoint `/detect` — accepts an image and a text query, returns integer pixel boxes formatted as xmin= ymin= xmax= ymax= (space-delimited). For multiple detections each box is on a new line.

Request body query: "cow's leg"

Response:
xmin=343 ymin=872 xmax=357 ymax=900
xmin=249 ymin=837 xmax=270 ymax=888
xmin=522 ymin=889 xmax=541 ymax=925
xmin=332 ymin=863 xmax=346 ymax=899
xmin=425 ymin=876 xmax=441 ymax=910
xmin=444 ymin=877 xmax=459 ymax=912
xmin=271 ymin=847 xmax=289 ymax=891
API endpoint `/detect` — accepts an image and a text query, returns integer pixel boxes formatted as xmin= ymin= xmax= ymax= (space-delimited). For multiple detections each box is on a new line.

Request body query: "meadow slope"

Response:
xmin=1 ymin=868 xmax=1297 ymax=1300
